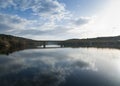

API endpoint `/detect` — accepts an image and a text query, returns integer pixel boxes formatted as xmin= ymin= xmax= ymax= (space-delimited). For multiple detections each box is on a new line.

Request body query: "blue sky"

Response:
xmin=0 ymin=0 xmax=120 ymax=40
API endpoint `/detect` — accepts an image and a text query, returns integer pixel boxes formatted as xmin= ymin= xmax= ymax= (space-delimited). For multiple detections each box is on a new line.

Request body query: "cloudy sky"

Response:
xmin=0 ymin=0 xmax=120 ymax=40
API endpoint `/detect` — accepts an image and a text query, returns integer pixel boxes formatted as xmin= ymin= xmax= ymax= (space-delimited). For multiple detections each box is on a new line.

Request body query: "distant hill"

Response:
xmin=66 ymin=36 xmax=120 ymax=41
xmin=0 ymin=34 xmax=120 ymax=50
xmin=0 ymin=34 xmax=39 ymax=49
xmin=65 ymin=36 xmax=120 ymax=48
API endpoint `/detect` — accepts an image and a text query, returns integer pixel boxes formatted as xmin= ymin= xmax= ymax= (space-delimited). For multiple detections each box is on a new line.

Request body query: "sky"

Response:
xmin=0 ymin=0 xmax=120 ymax=40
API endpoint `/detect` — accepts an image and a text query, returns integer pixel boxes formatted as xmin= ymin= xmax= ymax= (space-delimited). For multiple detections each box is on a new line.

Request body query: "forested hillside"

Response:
xmin=64 ymin=36 xmax=120 ymax=48
xmin=0 ymin=34 xmax=38 ymax=48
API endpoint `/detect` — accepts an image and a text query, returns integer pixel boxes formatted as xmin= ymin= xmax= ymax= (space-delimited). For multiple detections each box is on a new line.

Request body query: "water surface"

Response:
xmin=0 ymin=48 xmax=120 ymax=86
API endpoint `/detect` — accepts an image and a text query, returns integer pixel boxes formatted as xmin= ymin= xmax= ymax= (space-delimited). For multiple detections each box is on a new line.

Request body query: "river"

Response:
xmin=0 ymin=47 xmax=120 ymax=86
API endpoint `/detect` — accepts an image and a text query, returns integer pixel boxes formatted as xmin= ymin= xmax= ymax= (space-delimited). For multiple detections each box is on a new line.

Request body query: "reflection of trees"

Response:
xmin=0 ymin=47 xmax=23 ymax=55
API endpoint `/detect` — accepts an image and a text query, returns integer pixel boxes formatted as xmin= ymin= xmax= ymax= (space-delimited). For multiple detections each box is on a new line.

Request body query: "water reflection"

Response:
xmin=0 ymin=48 xmax=120 ymax=86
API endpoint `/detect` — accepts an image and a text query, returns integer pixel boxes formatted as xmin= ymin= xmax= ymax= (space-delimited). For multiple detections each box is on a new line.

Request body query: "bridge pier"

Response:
xmin=43 ymin=42 xmax=46 ymax=48
xmin=40 ymin=41 xmax=64 ymax=48
xmin=60 ymin=44 xmax=64 ymax=47
xmin=43 ymin=44 xmax=46 ymax=48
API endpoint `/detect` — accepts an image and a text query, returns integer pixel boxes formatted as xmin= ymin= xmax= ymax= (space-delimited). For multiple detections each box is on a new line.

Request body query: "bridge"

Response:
xmin=36 ymin=40 xmax=65 ymax=48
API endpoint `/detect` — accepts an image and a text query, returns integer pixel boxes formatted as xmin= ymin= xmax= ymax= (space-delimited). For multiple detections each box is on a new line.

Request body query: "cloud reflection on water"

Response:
xmin=0 ymin=48 xmax=120 ymax=86
xmin=0 ymin=48 xmax=96 ymax=86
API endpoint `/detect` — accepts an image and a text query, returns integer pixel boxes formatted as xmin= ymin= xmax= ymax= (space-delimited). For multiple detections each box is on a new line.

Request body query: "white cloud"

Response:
xmin=67 ymin=16 xmax=96 ymax=38
xmin=69 ymin=16 xmax=95 ymax=28
xmin=0 ymin=0 xmax=70 ymax=21
xmin=1 ymin=0 xmax=117 ymax=40
xmin=0 ymin=0 xmax=73 ymax=39
xmin=0 ymin=13 xmax=32 ymax=33
xmin=0 ymin=13 xmax=95 ymax=40
xmin=0 ymin=0 xmax=15 ymax=8
xmin=32 ymin=0 xmax=69 ymax=20
xmin=0 ymin=13 xmax=71 ymax=39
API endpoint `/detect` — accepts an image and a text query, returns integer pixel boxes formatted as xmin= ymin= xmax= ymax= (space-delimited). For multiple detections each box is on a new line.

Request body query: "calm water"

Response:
xmin=0 ymin=48 xmax=120 ymax=86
